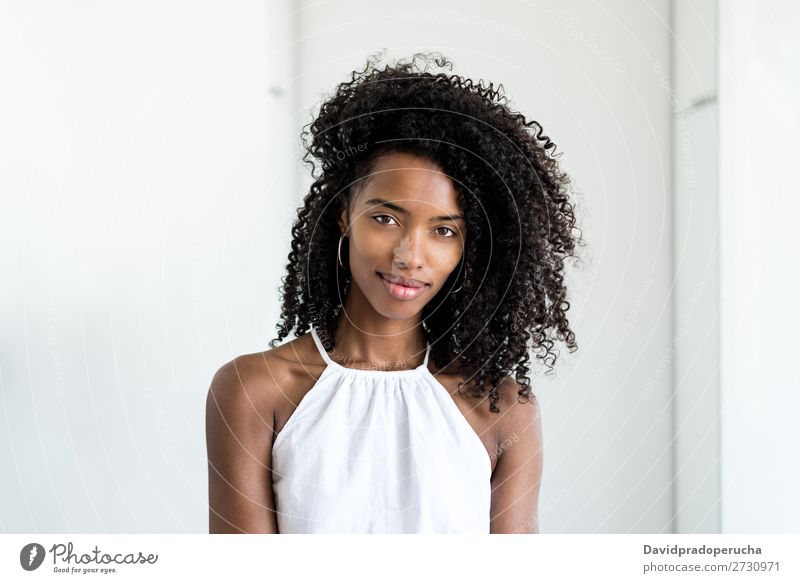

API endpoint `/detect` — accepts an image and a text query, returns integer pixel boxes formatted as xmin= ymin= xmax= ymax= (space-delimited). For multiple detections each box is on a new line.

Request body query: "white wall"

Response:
xmin=719 ymin=0 xmax=800 ymax=532
xmin=0 ymin=1 xmax=285 ymax=532
xmin=672 ymin=0 xmax=721 ymax=534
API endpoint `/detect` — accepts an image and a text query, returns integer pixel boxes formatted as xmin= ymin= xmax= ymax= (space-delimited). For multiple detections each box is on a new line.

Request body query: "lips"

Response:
xmin=377 ymin=272 xmax=427 ymax=288
xmin=377 ymin=272 xmax=429 ymax=301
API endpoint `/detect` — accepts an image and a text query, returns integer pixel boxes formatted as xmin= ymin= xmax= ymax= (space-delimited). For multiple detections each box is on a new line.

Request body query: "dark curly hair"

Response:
xmin=269 ymin=51 xmax=584 ymax=413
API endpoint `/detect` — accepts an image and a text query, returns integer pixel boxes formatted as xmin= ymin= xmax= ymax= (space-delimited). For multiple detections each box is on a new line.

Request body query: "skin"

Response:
xmin=206 ymin=151 xmax=543 ymax=534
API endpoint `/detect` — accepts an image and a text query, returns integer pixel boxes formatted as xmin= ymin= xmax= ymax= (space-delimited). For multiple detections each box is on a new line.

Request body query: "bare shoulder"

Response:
xmin=208 ymin=349 xmax=288 ymax=412
xmin=211 ymin=339 xmax=302 ymax=403
xmin=494 ymin=375 xmax=542 ymax=447
xmin=206 ymin=333 xmax=324 ymax=422
xmin=204 ymin=334 xmax=319 ymax=533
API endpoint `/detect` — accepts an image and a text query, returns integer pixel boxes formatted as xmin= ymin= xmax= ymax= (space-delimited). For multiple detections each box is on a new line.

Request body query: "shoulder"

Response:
xmin=494 ymin=376 xmax=542 ymax=445
xmin=205 ymin=355 xmax=276 ymax=437
xmin=208 ymin=351 xmax=281 ymax=403
xmin=206 ymin=335 xmax=316 ymax=421
xmin=206 ymin=343 xmax=314 ymax=534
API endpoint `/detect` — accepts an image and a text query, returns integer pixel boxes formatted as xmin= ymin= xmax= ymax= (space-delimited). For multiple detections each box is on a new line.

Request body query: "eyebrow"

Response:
xmin=362 ymin=198 xmax=465 ymax=222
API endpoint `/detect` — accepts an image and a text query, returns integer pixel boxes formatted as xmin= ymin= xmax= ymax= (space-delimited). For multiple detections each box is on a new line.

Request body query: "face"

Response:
xmin=338 ymin=151 xmax=466 ymax=320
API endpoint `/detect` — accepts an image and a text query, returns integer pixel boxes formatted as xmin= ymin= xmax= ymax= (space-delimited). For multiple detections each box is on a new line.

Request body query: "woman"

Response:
xmin=206 ymin=52 xmax=582 ymax=534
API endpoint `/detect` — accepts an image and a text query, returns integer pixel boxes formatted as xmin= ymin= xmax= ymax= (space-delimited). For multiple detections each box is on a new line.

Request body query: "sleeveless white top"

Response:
xmin=271 ymin=327 xmax=492 ymax=533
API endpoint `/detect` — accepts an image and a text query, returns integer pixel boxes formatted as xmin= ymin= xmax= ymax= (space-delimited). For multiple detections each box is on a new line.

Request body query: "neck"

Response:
xmin=327 ymin=286 xmax=428 ymax=370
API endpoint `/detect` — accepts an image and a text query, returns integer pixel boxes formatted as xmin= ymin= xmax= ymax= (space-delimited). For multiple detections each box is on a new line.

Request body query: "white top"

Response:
xmin=271 ymin=327 xmax=492 ymax=533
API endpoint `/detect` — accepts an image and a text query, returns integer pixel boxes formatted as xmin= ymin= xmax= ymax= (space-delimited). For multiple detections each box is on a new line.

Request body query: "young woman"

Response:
xmin=206 ymin=53 xmax=582 ymax=534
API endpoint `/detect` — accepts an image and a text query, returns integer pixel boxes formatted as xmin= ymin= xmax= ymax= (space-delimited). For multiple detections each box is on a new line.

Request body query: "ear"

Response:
xmin=337 ymin=205 xmax=349 ymax=237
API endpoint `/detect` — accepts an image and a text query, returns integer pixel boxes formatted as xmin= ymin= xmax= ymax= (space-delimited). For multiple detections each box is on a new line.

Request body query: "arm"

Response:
xmin=489 ymin=378 xmax=544 ymax=534
xmin=206 ymin=356 xmax=279 ymax=533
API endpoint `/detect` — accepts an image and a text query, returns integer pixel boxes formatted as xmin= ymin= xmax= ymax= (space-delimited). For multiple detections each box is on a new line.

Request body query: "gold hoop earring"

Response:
xmin=338 ymin=234 xmax=346 ymax=268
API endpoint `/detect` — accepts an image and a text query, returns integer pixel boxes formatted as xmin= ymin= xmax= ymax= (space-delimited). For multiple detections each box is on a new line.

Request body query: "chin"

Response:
xmin=373 ymin=301 xmax=420 ymax=321
xmin=373 ymin=294 xmax=426 ymax=320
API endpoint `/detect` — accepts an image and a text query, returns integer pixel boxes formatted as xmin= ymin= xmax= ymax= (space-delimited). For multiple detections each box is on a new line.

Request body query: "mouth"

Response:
xmin=377 ymin=272 xmax=429 ymax=301
xmin=377 ymin=272 xmax=427 ymax=288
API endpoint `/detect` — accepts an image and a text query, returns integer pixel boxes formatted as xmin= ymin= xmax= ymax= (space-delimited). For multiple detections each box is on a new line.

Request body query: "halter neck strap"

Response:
xmin=309 ymin=326 xmax=335 ymax=366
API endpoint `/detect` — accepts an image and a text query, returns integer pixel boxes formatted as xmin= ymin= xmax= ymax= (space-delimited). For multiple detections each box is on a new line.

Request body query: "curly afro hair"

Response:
xmin=269 ymin=52 xmax=584 ymax=413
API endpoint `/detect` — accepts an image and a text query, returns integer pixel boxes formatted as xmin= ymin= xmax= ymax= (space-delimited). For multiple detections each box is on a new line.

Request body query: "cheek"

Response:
xmin=441 ymin=247 xmax=464 ymax=270
xmin=348 ymin=228 xmax=393 ymax=264
xmin=429 ymin=252 xmax=463 ymax=287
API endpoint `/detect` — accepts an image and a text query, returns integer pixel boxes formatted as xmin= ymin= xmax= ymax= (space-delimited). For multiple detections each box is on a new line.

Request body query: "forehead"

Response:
xmin=354 ymin=151 xmax=460 ymax=211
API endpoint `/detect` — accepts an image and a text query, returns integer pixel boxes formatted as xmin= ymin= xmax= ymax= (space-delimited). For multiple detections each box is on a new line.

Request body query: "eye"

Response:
xmin=436 ymin=226 xmax=458 ymax=239
xmin=372 ymin=214 xmax=398 ymax=226
xmin=373 ymin=215 xmax=457 ymax=239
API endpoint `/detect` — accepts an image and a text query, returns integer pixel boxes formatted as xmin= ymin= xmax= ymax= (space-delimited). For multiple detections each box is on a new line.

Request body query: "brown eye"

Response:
xmin=373 ymin=215 xmax=398 ymax=226
xmin=436 ymin=226 xmax=457 ymax=238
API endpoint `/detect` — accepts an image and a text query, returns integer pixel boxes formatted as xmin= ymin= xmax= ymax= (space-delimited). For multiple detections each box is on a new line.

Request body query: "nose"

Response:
xmin=392 ymin=235 xmax=424 ymax=272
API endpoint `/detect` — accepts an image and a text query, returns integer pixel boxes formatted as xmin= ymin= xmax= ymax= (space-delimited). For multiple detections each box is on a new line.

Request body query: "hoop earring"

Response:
xmin=449 ymin=272 xmax=465 ymax=295
xmin=338 ymin=234 xmax=346 ymax=268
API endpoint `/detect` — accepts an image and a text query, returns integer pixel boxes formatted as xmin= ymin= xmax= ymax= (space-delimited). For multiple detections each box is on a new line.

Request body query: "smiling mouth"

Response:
xmin=376 ymin=272 xmax=428 ymax=288
xmin=376 ymin=272 xmax=429 ymax=300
